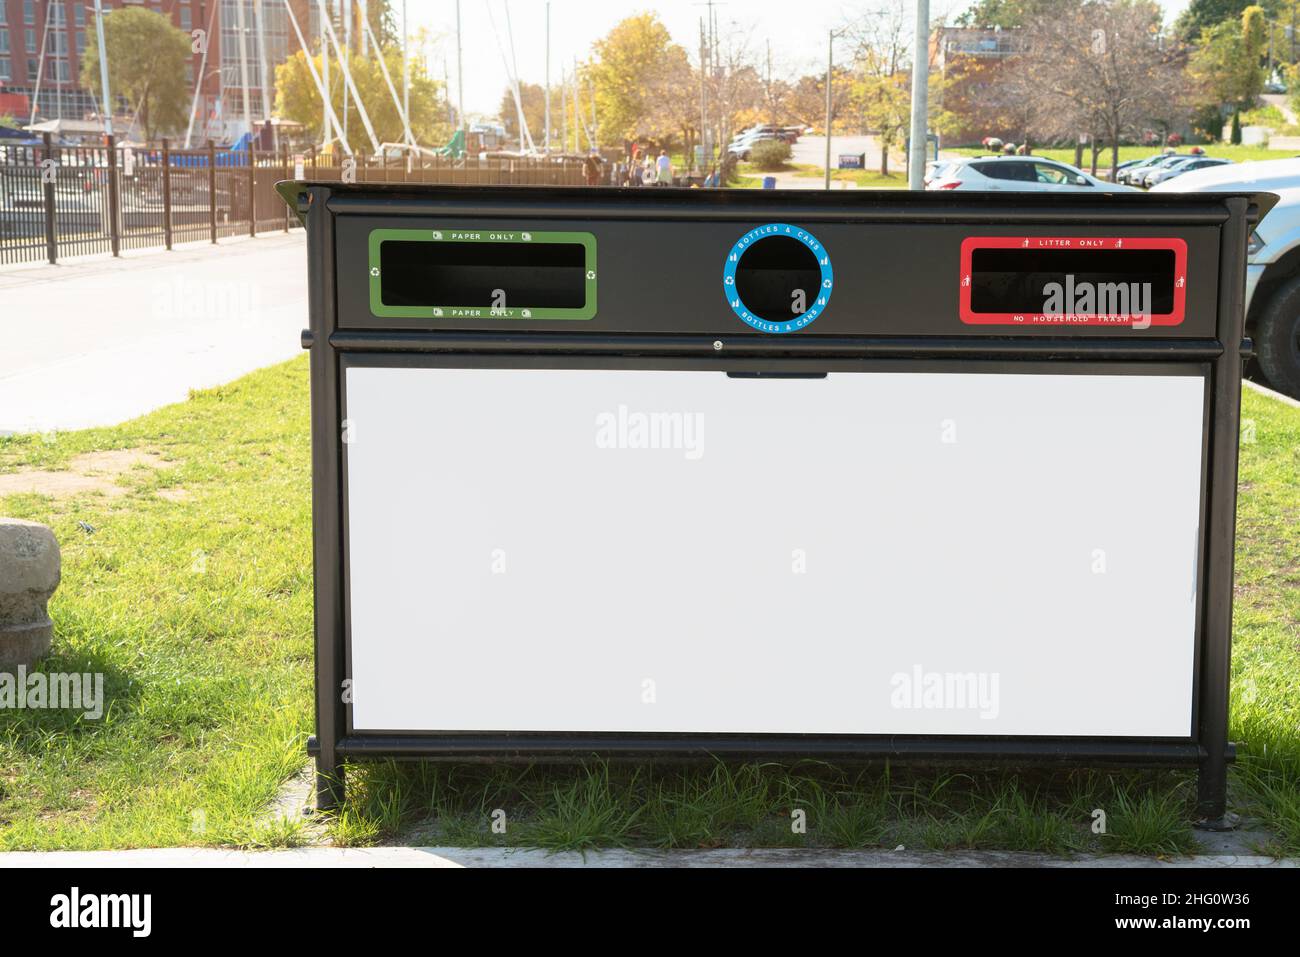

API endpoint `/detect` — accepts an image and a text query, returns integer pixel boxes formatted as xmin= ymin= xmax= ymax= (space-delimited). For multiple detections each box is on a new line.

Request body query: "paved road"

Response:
xmin=0 ymin=234 xmax=307 ymax=434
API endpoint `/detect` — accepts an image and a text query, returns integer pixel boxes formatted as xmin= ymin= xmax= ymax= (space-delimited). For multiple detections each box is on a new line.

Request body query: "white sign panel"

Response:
xmin=344 ymin=367 xmax=1204 ymax=738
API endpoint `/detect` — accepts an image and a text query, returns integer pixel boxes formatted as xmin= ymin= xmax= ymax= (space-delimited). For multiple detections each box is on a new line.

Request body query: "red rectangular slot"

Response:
xmin=959 ymin=236 xmax=1187 ymax=327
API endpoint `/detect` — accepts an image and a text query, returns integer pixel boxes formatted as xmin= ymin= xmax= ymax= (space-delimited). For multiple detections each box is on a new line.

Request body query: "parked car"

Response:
xmin=1152 ymin=158 xmax=1300 ymax=397
xmin=736 ymin=124 xmax=799 ymax=144
xmin=1115 ymin=152 xmax=1182 ymax=185
xmin=726 ymin=131 xmax=781 ymax=160
xmin=925 ymin=155 xmax=1136 ymax=191
xmin=1121 ymin=152 xmax=1195 ymax=185
xmin=1140 ymin=156 xmax=1231 ymax=188
xmin=923 ymin=160 xmax=954 ymax=187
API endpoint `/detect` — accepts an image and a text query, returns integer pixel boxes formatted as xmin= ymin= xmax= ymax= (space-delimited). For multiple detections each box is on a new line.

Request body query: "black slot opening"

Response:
xmin=970 ymin=247 xmax=1175 ymax=314
xmin=380 ymin=240 xmax=586 ymax=308
xmin=734 ymin=236 xmax=822 ymax=322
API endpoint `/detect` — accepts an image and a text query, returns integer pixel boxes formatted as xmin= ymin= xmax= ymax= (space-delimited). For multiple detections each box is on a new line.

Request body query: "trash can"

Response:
xmin=281 ymin=181 xmax=1271 ymax=827
xmin=762 ymin=175 xmax=777 ymax=189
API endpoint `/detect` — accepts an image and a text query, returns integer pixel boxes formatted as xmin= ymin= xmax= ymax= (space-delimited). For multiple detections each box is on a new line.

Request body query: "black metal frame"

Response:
xmin=284 ymin=183 xmax=1268 ymax=828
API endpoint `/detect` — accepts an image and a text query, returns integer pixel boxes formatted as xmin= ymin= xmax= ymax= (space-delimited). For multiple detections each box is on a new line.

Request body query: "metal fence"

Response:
xmin=0 ymin=135 xmax=589 ymax=267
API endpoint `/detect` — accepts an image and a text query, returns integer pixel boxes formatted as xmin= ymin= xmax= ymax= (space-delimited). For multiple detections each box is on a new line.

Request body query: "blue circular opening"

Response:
xmin=723 ymin=223 xmax=833 ymax=334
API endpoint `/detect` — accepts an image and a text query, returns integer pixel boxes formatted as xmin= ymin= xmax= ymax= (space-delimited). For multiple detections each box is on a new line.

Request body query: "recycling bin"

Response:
xmin=279 ymin=181 xmax=1271 ymax=826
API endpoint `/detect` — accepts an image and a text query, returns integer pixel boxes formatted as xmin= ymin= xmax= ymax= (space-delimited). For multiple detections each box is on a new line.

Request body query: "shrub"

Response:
xmin=749 ymin=139 xmax=792 ymax=170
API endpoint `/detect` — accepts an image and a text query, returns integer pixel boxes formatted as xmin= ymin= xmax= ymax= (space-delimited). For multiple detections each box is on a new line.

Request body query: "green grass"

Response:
xmin=791 ymin=165 xmax=909 ymax=188
xmin=0 ymin=359 xmax=1296 ymax=854
xmin=0 ymin=360 xmax=314 ymax=849
xmin=340 ymin=761 xmax=1203 ymax=854
xmin=950 ymin=144 xmax=1293 ymax=168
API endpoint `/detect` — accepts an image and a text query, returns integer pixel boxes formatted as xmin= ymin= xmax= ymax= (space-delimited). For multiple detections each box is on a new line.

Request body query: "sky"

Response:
xmin=402 ymin=0 xmax=1194 ymax=119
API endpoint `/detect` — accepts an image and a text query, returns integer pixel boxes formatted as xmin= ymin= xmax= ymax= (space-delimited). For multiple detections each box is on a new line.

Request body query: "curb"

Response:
xmin=0 ymin=847 xmax=1295 ymax=868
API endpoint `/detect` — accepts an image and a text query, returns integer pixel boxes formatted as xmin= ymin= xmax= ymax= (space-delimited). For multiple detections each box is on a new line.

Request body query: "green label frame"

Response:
xmin=367 ymin=227 xmax=598 ymax=321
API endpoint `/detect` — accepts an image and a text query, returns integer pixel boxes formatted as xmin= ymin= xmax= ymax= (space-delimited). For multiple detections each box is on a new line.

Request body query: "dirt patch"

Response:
xmin=155 ymin=488 xmax=192 ymax=503
xmin=0 ymin=449 xmax=173 ymax=499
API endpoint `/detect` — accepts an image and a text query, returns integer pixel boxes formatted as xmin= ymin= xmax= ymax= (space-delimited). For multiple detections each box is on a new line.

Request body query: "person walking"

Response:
xmin=655 ymin=150 xmax=673 ymax=186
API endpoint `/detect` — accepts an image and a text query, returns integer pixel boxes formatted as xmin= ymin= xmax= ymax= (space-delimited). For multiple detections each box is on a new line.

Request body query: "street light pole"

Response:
xmin=908 ymin=0 xmax=930 ymax=190
xmin=92 ymin=0 xmax=113 ymax=136
xmin=544 ymin=2 xmax=551 ymax=152
xmin=456 ymin=0 xmax=465 ymax=131
xmin=824 ymin=29 xmax=834 ymax=190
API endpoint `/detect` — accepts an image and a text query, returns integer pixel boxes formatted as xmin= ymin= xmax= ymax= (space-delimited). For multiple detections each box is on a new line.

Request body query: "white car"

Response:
xmin=1152 ymin=158 xmax=1300 ymax=397
xmin=926 ymin=156 xmax=1137 ymax=191
xmin=1140 ymin=156 xmax=1231 ymax=188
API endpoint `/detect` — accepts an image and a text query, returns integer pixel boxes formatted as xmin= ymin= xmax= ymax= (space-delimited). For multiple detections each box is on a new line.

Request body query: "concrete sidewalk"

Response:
xmin=0 ymin=847 xmax=1293 ymax=868
xmin=0 ymin=233 xmax=307 ymax=434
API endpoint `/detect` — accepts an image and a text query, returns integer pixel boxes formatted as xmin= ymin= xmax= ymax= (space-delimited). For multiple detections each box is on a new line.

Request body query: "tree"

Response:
xmin=499 ymin=82 xmax=547 ymax=147
xmin=1011 ymin=0 xmax=1186 ymax=176
xmin=956 ymin=0 xmax=1061 ymax=28
xmin=1176 ymin=0 xmax=1283 ymax=42
xmin=275 ymin=46 xmax=451 ymax=152
xmin=80 ymin=8 xmax=190 ymax=141
xmin=781 ymin=69 xmax=855 ymax=131
xmin=1190 ymin=4 xmax=1268 ymax=133
xmin=588 ymin=14 xmax=696 ymax=149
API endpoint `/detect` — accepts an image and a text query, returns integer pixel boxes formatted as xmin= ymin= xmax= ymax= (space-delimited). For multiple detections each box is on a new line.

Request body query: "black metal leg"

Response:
xmin=315 ymin=752 xmax=345 ymax=812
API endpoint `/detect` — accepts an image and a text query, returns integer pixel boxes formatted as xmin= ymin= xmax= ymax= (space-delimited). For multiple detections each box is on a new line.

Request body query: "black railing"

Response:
xmin=0 ymin=135 xmax=589 ymax=267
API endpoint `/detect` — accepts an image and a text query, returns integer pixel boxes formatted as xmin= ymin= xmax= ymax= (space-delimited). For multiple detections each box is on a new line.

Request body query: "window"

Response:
xmin=75 ymin=5 xmax=85 ymax=27
xmin=971 ymin=161 xmax=1035 ymax=183
xmin=0 ymin=4 xmax=6 ymax=25
xmin=0 ymin=57 xmax=9 ymax=80
xmin=25 ymin=28 xmax=35 ymax=53
xmin=27 ymin=58 xmax=38 ymax=81
xmin=180 ymin=7 xmax=191 ymax=30
xmin=50 ymin=2 xmax=66 ymax=26
xmin=0 ymin=30 xmax=8 ymax=54
xmin=76 ymin=31 xmax=85 ymax=55
xmin=1033 ymin=163 xmax=1075 ymax=185
xmin=24 ymin=1 xmax=34 ymax=26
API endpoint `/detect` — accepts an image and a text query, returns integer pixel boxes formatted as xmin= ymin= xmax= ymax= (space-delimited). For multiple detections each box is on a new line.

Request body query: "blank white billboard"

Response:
xmin=344 ymin=366 xmax=1205 ymax=738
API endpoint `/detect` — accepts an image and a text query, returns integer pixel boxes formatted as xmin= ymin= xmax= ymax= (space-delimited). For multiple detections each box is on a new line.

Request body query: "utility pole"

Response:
xmin=235 ymin=0 xmax=254 ymax=136
xmin=824 ymin=29 xmax=837 ymax=190
xmin=456 ymin=0 xmax=465 ymax=130
xmin=321 ymin=0 xmax=332 ymax=148
xmin=545 ymin=2 xmax=551 ymax=152
xmin=908 ymin=0 xmax=930 ymax=190
xmin=766 ymin=38 xmax=772 ymax=116
xmin=402 ymin=0 xmax=411 ymax=144
xmin=254 ymin=0 xmax=273 ymax=138
xmin=699 ymin=18 xmax=707 ymax=169
xmin=343 ymin=0 xmax=351 ymax=143
xmin=92 ymin=0 xmax=113 ymax=136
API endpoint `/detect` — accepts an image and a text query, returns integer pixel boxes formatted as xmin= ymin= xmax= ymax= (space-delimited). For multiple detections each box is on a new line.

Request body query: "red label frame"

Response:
xmin=958 ymin=236 xmax=1188 ymax=327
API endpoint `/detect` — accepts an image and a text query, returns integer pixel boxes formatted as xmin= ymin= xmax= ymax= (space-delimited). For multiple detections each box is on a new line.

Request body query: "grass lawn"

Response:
xmin=949 ymin=144 xmax=1294 ymax=169
xmin=0 ymin=359 xmax=1296 ymax=854
xmin=791 ymin=165 xmax=909 ymax=188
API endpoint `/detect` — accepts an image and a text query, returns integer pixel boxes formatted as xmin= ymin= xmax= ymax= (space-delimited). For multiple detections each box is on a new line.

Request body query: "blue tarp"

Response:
xmin=167 ymin=131 xmax=257 ymax=167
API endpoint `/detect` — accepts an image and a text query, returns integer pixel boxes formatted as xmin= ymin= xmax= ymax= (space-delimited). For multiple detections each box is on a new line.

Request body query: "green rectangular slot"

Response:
xmin=368 ymin=227 xmax=597 ymax=320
